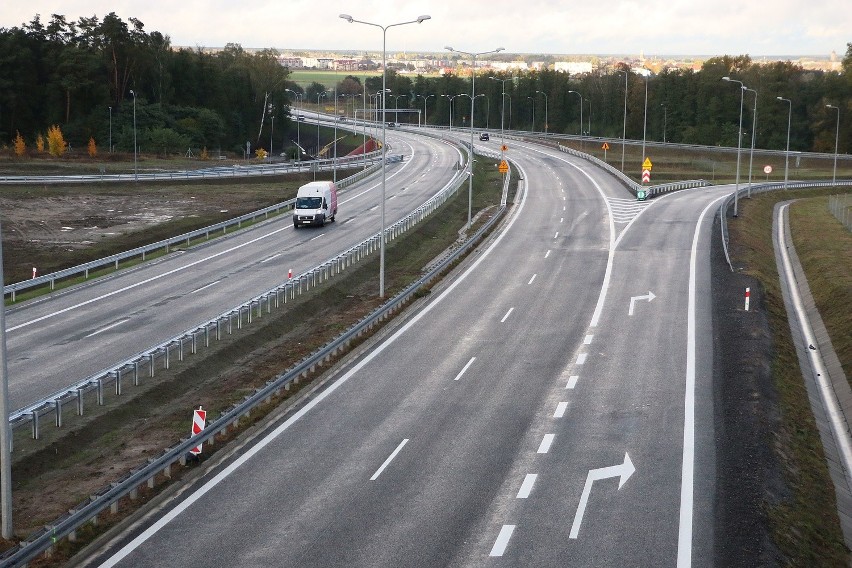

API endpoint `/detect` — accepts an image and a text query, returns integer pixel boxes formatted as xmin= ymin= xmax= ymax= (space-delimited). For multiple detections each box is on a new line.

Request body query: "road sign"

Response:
xmin=501 ymin=144 xmax=508 ymax=152
xmin=637 ymin=190 xmax=647 ymax=201
xmin=642 ymin=157 xmax=653 ymax=170
xmin=763 ymin=165 xmax=773 ymax=174
xmin=499 ymin=160 xmax=509 ymax=174
xmin=642 ymin=169 xmax=651 ymax=183
xmin=601 ymin=142 xmax=610 ymax=150
xmin=190 ymin=406 xmax=207 ymax=456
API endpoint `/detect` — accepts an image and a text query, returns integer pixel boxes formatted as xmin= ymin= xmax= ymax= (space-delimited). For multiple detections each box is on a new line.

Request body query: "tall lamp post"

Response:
xmin=827 ymin=104 xmax=840 ymax=185
xmin=615 ymin=69 xmax=628 ymax=172
xmin=316 ymin=91 xmax=326 ymax=158
xmin=660 ymin=103 xmax=667 ymax=143
xmin=129 ymin=89 xmax=137 ymax=181
xmin=745 ymin=87 xmax=758 ymax=197
xmin=445 ymin=46 xmax=505 ymax=230
xmin=641 ymin=75 xmax=648 ymax=172
xmin=527 ymin=96 xmax=535 ymax=132
xmin=285 ymin=88 xmax=301 ymax=161
xmin=587 ymin=98 xmax=592 ymax=136
xmin=535 ymin=90 xmax=548 ymax=134
xmin=777 ymin=96 xmax=792 ymax=189
xmin=394 ymin=94 xmax=408 ymax=124
xmin=441 ymin=94 xmax=459 ymax=130
xmin=568 ymin=90 xmax=583 ymax=136
xmin=722 ymin=76 xmax=746 ymax=216
xmin=340 ymin=13 xmax=430 ymax=298
xmin=0 ymin=213 xmax=10 ymax=539
xmin=108 ymin=106 xmax=112 ymax=153
xmin=416 ymin=94 xmax=435 ymax=127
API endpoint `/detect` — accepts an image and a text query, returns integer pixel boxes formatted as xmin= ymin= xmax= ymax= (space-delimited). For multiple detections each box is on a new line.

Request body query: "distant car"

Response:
xmin=337 ymin=116 xmax=347 ymax=122
xmin=297 ymin=115 xmax=306 ymax=121
xmin=479 ymin=132 xmax=490 ymax=141
xmin=387 ymin=122 xmax=396 ymax=128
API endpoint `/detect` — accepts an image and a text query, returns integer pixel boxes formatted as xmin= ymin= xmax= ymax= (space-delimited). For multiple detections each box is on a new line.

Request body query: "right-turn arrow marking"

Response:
xmin=569 ymin=452 xmax=636 ymax=539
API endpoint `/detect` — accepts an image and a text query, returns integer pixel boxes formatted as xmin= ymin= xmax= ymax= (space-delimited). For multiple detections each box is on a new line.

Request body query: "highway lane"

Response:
xmin=5 ymin=130 xmax=462 ymax=411
xmin=89 ymin=139 xmax=732 ymax=567
xmin=88 ymin=138 xmax=613 ymax=566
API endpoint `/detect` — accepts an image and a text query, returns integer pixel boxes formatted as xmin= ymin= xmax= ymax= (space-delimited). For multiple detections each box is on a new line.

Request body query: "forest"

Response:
xmin=0 ymin=13 xmax=849 ymax=157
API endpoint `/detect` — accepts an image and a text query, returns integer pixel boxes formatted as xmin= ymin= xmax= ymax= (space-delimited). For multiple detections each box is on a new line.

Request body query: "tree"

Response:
xmin=36 ymin=133 xmax=45 ymax=152
xmin=47 ymin=124 xmax=67 ymax=156
xmin=87 ymin=136 xmax=97 ymax=157
xmin=14 ymin=131 xmax=26 ymax=156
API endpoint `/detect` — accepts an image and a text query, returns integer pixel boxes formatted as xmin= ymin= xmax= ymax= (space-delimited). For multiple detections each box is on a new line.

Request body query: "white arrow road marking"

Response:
xmin=569 ymin=453 xmax=635 ymax=539
xmin=489 ymin=524 xmax=516 ymax=556
xmin=628 ymin=291 xmax=657 ymax=316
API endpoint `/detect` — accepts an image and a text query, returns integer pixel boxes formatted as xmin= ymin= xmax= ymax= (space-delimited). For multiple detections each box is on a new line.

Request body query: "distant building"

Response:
xmin=334 ymin=59 xmax=358 ymax=71
xmin=279 ymin=57 xmax=304 ymax=69
xmin=554 ymin=61 xmax=594 ymax=74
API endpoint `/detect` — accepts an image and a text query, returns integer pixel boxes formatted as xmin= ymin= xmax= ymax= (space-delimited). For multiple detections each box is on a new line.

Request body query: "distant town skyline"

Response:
xmin=6 ymin=0 xmax=850 ymax=58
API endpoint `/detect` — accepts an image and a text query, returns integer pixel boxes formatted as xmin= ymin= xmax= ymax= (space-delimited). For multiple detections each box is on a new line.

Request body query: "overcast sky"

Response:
xmin=5 ymin=0 xmax=850 ymax=57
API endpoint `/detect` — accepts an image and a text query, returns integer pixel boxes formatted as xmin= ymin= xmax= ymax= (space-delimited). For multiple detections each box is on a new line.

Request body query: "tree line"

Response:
xmin=0 ymin=12 xmax=849 ymax=157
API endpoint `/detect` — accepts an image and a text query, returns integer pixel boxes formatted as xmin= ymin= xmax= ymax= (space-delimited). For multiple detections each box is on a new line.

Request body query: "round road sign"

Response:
xmin=763 ymin=165 xmax=773 ymax=174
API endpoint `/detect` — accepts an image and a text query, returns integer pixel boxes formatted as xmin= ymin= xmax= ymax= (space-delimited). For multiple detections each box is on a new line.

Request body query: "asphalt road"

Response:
xmin=87 ymin=136 xmax=735 ymax=567
xmin=5 ymin=129 xmax=463 ymax=411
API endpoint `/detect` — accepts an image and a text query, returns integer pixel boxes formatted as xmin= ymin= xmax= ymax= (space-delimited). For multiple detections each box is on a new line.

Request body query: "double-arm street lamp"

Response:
xmin=442 ymin=94 xmax=459 ymax=130
xmin=568 ymin=90 xmax=583 ymax=137
xmin=827 ymin=104 xmax=840 ymax=185
xmin=777 ymin=96 xmax=792 ymax=189
xmin=445 ymin=45 xmax=504 ymax=230
xmin=615 ymin=70 xmax=628 ymax=172
xmin=416 ymin=94 xmax=435 ymax=127
xmin=340 ymin=13 xmax=430 ymax=298
xmin=722 ymin=76 xmax=746 ymax=216
xmin=535 ymin=90 xmax=548 ymax=134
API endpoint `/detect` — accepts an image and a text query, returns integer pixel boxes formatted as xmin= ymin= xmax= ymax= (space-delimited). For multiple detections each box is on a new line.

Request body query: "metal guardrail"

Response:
xmin=0 ymin=151 xmax=511 ymax=568
xmin=3 ymin=156 xmax=382 ymax=302
xmin=9 ymin=164 xmax=470 ymax=437
xmin=828 ymin=193 xmax=852 ymax=231
xmin=719 ymin=179 xmax=852 ymax=271
xmin=0 ymin=151 xmax=381 ymax=185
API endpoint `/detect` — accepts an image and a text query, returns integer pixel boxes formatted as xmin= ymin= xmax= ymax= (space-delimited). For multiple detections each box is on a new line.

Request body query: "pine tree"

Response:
xmin=36 ymin=133 xmax=45 ymax=152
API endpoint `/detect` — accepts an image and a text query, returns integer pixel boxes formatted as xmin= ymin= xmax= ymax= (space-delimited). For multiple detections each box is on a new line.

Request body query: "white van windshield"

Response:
xmin=296 ymin=196 xmax=322 ymax=209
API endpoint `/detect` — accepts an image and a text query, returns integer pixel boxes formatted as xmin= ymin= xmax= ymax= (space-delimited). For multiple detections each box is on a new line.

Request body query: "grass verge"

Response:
xmin=729 ymin=186 xmax=852 ymax=566
xmin=1 ymin=158 xmax=508 ymax=564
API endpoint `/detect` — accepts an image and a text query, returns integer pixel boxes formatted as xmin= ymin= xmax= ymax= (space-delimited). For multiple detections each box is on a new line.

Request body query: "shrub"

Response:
xmin=47 ymin=125 xmax=67 ymax=157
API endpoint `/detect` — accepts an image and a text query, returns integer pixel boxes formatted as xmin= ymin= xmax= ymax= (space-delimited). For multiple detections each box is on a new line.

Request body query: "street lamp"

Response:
xmin=586 ymin=98 xmax=592 ymax=136
xmin=777 ymin=96 xmax=792 ymax=189
xmin=568 ymin=90 xmax=583 ymax=136
xmin=316 ymin=91 xmax=326 ymax=158
xmin=745 ymin=87 xmax=758 ymax=198
xmin=108 ymin=106 xmax=112 ymax=153
xmin=268 ymin=103 xmax=275 ymax=158
xmin=340 ymin=13 xmax=431 ymax=298
xmin=827 ymin=104 xmax=840 ymax=185
xmin=527 ymin=96 xmax=535 ymax=132
xmin=615 ymin=69 xmax=628 ymax=172
xmin=723 ymin=76 xmax=746 ymax=216
xmin=286 ymin=88 xmax=302 ymax=161
xmin=416 ymin=94 xmax=435 ymax=127
xmin=442 ymin=94 xmax=460 ymax=130
xmin=535 ymin=90 xmax=548 ymax=134
xmin=129 ymin=89 xmax=137 ymax=181
xmin=445 ymin=45 xmax=504 ymax=230
xmin=641 ymin=75 xmax=648 ymax=173
xmin=394 ymin=94 xmax=407 ymax=124
xmin=0 ymin=212 xmax=9 ymax=539
xmin=660 ymin=103 xmax=667 ymax=143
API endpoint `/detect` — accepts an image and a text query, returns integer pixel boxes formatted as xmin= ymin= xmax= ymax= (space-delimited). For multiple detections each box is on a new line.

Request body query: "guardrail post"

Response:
xmin=115 ymin=259 xmax=119 ymax=270
xmin=32 ymin=410 xmax=40 ymax=439
xmin=134 ymin=361 xmax=140 ymax=385
xmin=85 ymin=268 xmax=89 ymax=279
xmin=111 ymin=500 xmax=119 ymax=515
xmin=164 ymin=345 xmax=170 ymax=369
xmin=55 ymin=400 xmax=62 ymax=427
xmin=149 ymin=353 xmax=156 ymax=377
xmin=247 ymin=304 xmax=253 ymax=324
xmin=77 ymin=388 xmax=84 ymax=415
xmin=115 ymin=370 xmax=122 ymax=396
xmin=97 ymin=378 xmax=104 ymax=404
xmin=237 ymin=308 xmax=243 ymax=330
xmin=178 ymin=338 xmax=184 ymax=362
xmin=194 ymin=331 xmax=199 ymax=353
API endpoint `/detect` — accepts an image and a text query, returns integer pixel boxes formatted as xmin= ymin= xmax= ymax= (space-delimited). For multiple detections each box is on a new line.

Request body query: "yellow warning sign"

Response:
xmin=642 ymin=157 xmax=653 ymax=170
xmin=499 ymin=160 xmax=509 ymax=174
xmin=602 ymin=142 xmax=610 ymax=150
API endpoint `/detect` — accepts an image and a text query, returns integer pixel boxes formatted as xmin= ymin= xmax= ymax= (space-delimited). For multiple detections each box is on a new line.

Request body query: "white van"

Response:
xmin=293 ymin=181 xmax=338 ymax=228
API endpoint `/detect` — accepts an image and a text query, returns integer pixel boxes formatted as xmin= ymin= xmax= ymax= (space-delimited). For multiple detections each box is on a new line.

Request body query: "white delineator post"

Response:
xmin=288 ymin=268 xmax=293 ymax=280
xmin=32 ymin=267 xmax=37 ymax=279
xmin=744 ymin=287 xmax=750 ymax=311
xmin=190 ymin=406 xmax=207 ymax=456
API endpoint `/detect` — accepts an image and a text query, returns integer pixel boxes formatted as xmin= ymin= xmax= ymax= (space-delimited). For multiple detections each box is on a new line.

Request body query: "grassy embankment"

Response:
xmin=729 ymin=187 xmax=852 ymax=566
xmin=2 ymin=157 xmax=507 ymax=563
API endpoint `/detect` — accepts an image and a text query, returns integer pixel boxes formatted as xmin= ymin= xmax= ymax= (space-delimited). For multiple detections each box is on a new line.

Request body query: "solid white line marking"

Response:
xmin=554 ymin=401 xmax=569 ymax=418
xmin=677 ymin=193 xmax=727 ymax=568
xmin=576 ymin=353 xmax=587 ymax=365
xmin=545 ymin=250 xmax=551 ymax=259
xmin=368 ymin=205 xmax=379 ymax=212
xmin=309 ymin=233 xmax=326 ymax=241
xmin=489 ymin=525 xmax=516 ymax=556
xmin=528 ymin=274 xmax=537 ymax=285
xmin=343 ymin=218 xmax=355 ymax=224
xmin=370 ymin=439 xmax=409 ymax=481
xmin=84 ymin=318 xmax=130 ymax=338
xmin=554 ymin=232 xmax=559 ymax=239
xmin=517 ymin=474 xmax=538 ymax=498
xmin=453 ymin=357 xmax=476 ymax=381
xmin=501 ymin=307 xmax=515 ymax=323
xmin=190 ymin=280 xmax=222 ymax=293
xmin=584 ymin=334 xmax=594 ymax=345
xmin=566 ymin=375 xmax=579 ymax=389
xmin=537 ymin=434 xmax=555 ymax=454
